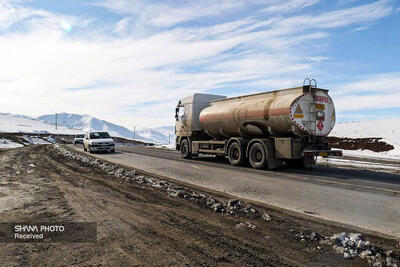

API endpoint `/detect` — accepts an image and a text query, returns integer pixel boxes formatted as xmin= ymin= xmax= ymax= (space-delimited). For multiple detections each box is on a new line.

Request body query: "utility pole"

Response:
xmin=133 ymin=126 xmax=136 ymax=139
xmin=168 ymin=132 xmax=170 ymax=144
xmin=55 ymin=113 xmax=58 ymax=131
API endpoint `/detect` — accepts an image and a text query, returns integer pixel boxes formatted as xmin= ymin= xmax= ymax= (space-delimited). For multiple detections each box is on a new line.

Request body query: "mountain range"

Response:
xmin=0 ymin=112 xmax=175 ymax=144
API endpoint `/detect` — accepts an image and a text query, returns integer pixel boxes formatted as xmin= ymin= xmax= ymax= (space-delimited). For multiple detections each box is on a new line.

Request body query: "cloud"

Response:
xmin=261 ymin=0 xmax=320 ymax=14
xmin=333 ymin=72 xmax=400 ymax=112
xmin=93 ymin=0 xmax=247 ymax=28
xmin=273 ymin=0 xmax=392 ymax=32
xmin=334 ymin=72 xmax=400 ymax=95
xmin=113 ymin=17 xmax=132 ymax=34
xmin=0 ymin=0 xmax=397 ymax=128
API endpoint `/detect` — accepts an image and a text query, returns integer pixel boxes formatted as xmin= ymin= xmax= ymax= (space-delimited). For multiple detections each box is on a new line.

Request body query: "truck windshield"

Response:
xmin=90 ymin=132 xmax=111 ymax=139
xmin=75 ymin=135 xmax=84 ymax=138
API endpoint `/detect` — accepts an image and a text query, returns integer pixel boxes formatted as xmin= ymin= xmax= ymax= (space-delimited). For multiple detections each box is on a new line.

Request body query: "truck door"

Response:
xmin=175 ymin=101 xmax=189 ymax=136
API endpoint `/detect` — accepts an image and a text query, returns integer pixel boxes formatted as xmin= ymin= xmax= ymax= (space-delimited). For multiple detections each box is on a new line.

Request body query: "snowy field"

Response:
xmin=331 ymin=118 xmax=400 ymax=160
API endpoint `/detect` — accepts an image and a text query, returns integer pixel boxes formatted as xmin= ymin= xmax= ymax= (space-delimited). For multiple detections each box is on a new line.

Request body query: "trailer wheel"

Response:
xmin=180 ymin=139 xmax=191 ymax=159
xmin=249 ymin=142 xmax=267 ymax=169
xmin=228 ymin=142 xmax=245 ymax=166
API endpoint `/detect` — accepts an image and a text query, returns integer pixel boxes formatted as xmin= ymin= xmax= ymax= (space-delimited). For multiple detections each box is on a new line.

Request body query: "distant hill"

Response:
xmin=0 ymin=112 xmax=174 ymax=144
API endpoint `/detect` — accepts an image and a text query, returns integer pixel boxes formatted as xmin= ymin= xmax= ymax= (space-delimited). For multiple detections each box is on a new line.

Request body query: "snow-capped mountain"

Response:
xmin=0 ymin=113 xmax=82 ymax=135
xmin=39 ymin=113 xmax=136 ymax=140
xmin=136 ymin=126 xmax=175 ymax=145
xmin=0 ymin=112 xmax=174 ymax=144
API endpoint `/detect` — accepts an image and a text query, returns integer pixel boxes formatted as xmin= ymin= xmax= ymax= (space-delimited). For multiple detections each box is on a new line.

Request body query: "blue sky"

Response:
xmin=0 ymin=0 xmax=399 ymax=128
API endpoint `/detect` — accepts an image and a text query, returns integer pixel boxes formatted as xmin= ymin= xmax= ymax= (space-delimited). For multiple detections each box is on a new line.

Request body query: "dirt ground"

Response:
xmin=0 ymin=145 xmax=398 ymax=266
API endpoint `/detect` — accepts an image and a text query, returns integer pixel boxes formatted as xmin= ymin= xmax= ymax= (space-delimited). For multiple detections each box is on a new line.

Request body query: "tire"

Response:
xmin=111 ymin=149 xmax=115 ymax=153
xmin=227 ymin=142 xmax=246 ymax=166
xmin=249 ymin=142 xmax=267 ymax=169
xmin=89 ymin=145 xmax=93 ymax=154
xmin=180 ymin=139 xmax=191 ymax=159
xmin=83 ymin=145 xmax=87 ymax=152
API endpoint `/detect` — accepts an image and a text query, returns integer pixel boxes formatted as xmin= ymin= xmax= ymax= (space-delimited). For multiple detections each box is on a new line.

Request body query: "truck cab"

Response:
xmin=175 ymin=93 xmax=226 ymax=150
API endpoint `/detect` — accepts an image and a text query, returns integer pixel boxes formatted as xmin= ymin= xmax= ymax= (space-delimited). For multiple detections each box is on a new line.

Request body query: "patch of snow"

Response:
xmin=317 ymin=157 xmax=400 ymax=173
xmin=154 ymin=143 xmax=175 ymax=150
xmin=342 ymin=149 xmax=400 ymax=161
xmin=0 ymin=138 xmax=24 ymax=148
xmin=22 ymin=136 xmax=51 ymax=145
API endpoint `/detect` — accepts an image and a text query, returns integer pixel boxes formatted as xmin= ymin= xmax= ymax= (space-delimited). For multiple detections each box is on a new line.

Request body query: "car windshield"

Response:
xmin=90 ymin=132 xmax=111 ymax=139
xmin=75 ymin=135 xmax=84 ymax=138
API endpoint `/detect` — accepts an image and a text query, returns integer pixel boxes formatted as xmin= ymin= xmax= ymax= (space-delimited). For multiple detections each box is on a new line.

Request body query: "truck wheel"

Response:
xmin=228 ymin=142 xmax=245 ymax=166
xmin=83 ymin=145 xmax=87 ymax=152
xmin=249 ymin=142 xmax=267 ymax=169
xmin=180 ymin=139 xmax=191 ymax=159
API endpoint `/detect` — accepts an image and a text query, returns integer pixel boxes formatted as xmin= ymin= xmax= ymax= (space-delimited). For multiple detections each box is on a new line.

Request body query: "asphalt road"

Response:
xmin=71 ymin=145 xmax=400 ymax=238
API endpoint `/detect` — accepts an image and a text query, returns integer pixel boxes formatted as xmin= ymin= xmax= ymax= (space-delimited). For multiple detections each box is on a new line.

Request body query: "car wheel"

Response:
xmin=83 ymin=145 xmax=87 ymax=152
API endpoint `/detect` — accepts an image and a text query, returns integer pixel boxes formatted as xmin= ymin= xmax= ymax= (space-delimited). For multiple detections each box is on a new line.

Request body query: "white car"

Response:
xmin=73 ymin=134 xmax=84 ymax=145
xmin=83 ymin=131 xmax=115 ymax=153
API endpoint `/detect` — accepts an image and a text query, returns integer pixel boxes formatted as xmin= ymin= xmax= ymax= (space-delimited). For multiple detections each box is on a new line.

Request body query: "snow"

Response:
xmin=0 ymin=113 xmax=82 ymax=135
xmin=39 ymin=113 xmax=174 ymax=144
xmin=317 ymin=157 xmax=400 ymax=173
xmin=22 ymin=135 xmax=52 ymax=145
xmin=0 ymin=138 xmax=23 ymax=148
xmin=154 ymin=143 xmax=175 ymax=150
xmin=331 ymin=118 xmax=400 ymax=159
xmin=0 ymin=112 xmax=172 ymax=144
xmin=136 ymin=126 xmax=175 ymax=144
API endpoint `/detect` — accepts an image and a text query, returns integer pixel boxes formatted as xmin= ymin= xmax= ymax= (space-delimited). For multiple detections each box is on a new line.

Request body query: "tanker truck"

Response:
xmin=175 ymin=80 xmax=342 ymax=169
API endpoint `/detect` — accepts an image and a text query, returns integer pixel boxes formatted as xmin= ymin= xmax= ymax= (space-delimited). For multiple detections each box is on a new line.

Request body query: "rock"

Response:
xmin=211 ymin=203 xmax=224 ymax=213
xmin=227 ymin=199 xmax=242 ymax=208
xmin=343 ymin=252 xmax=351 ymax=259
xmin=207 ymin=198 xmax=216 ymax=206
xmin=349 ymin=233 xmax=363 ymax=242
xmin=262 ymin=212 xmax=272 ymax=221
xmin=235 ymin=222 xmax=256 ymax=229
xmin=310 ymin=232 xmax=323 ymax=241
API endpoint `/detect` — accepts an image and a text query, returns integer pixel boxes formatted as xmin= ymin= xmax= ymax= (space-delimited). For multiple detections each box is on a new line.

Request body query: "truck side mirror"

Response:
xmin=175 ymin=107 xmax=179 ymax=121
